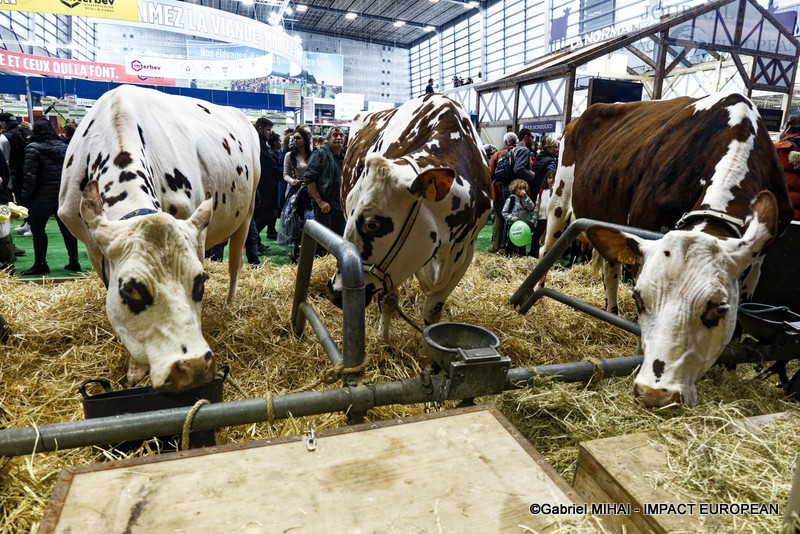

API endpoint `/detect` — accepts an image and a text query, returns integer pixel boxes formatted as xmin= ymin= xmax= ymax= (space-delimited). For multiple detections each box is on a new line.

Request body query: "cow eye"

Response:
xmin=632 ymin=289 xmax=646 ymax=314
xmin=120 ymin=281 xmax=142 ymax=301
xmin=118 ymin=278 xmax=153 ymax=314
xmin=701 ymin=300 xmax=729 ymax=328
xmin=362 ymin=218 xmax=381 ymax=234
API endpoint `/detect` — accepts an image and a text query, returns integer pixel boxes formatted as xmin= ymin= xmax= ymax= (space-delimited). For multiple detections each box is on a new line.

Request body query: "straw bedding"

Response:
xmin=0 ymin=253 xmax=796 ymax=532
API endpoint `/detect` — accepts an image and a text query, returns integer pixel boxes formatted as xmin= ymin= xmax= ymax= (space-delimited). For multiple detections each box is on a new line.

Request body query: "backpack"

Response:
xmin=492 ymin=149 xmax=515 ymax=184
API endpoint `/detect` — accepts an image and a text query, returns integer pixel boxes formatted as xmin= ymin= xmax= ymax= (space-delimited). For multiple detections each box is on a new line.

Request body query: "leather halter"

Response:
xmin=675 ymin=209 xmax=745 ymax=238
xmin=100 ymin=208 xmax=159 ymax=289
xmin=362 ymin=157 xmax=423 ymax=294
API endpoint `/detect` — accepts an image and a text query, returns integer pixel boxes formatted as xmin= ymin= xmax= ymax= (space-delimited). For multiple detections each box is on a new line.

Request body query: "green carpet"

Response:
xmin=10 ymin=216 xmax=497 ymax=279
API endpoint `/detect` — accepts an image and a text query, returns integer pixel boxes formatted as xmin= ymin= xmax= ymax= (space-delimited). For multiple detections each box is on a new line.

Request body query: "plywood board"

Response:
xmin=574 ymin=431 xmax=728 ymax=534
xmin=41 ymin=406 xmax=583 ymax=533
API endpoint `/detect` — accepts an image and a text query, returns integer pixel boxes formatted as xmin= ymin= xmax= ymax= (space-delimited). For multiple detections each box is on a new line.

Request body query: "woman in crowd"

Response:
xmin=283 ymin=126 xmax=312 ymax=199
xmin=20 ymin=119 xmax=80 ymax=275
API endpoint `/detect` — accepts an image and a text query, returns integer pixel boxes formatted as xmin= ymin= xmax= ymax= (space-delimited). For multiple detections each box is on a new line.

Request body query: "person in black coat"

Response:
xmin=19 ymin=119 xmax=80 ymax=275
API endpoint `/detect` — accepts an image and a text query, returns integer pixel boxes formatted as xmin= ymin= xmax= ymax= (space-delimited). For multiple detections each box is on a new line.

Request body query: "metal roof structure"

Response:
xmin=185 ymin=0 xmax=482 ymax=48
xmin=472 ymin=0 xmax=800 ymax=132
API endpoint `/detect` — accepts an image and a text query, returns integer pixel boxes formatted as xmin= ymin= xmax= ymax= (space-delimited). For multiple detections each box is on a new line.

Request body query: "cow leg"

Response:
xmin=602 ymin=260 xmax=622 ymax=314
xmin=378 ymin=290 xmax=399 ymax=344
xmin=535 ymin=164 xmax=574 ymax=291
xmin=126 ymin=357 xmax=149 ymax=386
xmin=225 ymin=215 xmax=251 ymax=307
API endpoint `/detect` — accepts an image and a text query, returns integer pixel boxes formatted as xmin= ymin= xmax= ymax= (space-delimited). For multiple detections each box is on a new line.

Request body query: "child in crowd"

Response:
xmin=501 ymin=178 xmax=536 ymax=256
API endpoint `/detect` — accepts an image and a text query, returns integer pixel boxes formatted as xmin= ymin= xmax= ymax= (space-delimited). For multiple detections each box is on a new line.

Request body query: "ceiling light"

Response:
xmin=393 ymin=20 xmax=405 ymax=27
xmin=296 ymin=5 xmax=307 ymax=12
xmin=429 ymin=0 xmax=439 ymax=3
xmin=285 ymin=7 xmax=293 ymax=15
xmin=468 ymin=1 xmax=479 ymax=6
xmin=424 ymin=25 xmax=435 ymax=32
xmin=241 ymin=0 xmax=254 ymax=5
xmin=345 ymin=12 xmax=357 ymax=19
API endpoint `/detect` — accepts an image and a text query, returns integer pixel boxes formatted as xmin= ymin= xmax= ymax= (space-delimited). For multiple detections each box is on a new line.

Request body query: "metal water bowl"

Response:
xmin=421 ymin=322 xmax=501 ymax=369
xmin=420 ymin=322 xmax=509 ymax=399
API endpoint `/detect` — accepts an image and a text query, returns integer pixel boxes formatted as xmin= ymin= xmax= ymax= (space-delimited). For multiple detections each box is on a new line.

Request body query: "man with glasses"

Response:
xmin=305 ymin=127 xmax=346 ymax=250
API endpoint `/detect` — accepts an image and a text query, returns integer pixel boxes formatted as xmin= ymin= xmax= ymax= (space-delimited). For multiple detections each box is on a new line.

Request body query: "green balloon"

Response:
xmin=508 ymin=220 xmax=532 ymax=246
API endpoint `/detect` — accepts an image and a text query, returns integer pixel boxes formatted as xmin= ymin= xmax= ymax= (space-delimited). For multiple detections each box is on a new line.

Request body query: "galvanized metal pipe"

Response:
xmin=299 ymin=302 xmax=343 ymax=367
xmin=510 ymin=218 xmax=663 ymax=311
xmin=521 ymin=287 xmax=642 ymax=336
xmin=0 ymin=340 xmax=774 ymax=457
xmin=290 ymin=220 xmax=366 ymax=377
xmin=0 ymin=374 xmax=449 ymax=457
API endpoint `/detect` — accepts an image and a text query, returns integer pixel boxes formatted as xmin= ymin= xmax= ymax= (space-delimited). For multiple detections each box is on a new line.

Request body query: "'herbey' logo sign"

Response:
xmin=60 ymin=0 xmax=117 ymax=7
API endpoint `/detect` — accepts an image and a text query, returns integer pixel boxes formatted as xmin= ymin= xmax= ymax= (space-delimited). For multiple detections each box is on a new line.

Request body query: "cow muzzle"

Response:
xmin=633 ymin=383 xmax=690 ymax=408
xmin=157 ymin=351 xmax=216 ymax=393
xmin=325 ymin=279 xmax=375 ymax=308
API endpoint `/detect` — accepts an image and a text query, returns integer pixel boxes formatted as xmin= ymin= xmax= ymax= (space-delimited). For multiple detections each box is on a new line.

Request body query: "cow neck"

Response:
xmin=674 ymin=208 xmax=745 ymax=238
xmin=363 ymin=156 xmax=422 ymax=294
xmin=99 ymin=208 xmax=160 ymax=289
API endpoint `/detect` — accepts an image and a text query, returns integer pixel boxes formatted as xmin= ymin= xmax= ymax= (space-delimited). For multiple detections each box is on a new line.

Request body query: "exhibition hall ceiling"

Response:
xmin=189 ymin=0 xmax=481 ymax=47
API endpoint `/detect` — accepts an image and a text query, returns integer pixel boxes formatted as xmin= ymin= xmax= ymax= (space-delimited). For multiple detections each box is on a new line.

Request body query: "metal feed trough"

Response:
xmin=0 ymin=220 xmax=794 ymax=457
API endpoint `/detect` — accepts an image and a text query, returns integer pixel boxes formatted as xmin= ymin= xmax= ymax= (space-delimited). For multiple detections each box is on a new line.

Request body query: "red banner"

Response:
xmin=0 ymin=50 xmax=176 ymax=86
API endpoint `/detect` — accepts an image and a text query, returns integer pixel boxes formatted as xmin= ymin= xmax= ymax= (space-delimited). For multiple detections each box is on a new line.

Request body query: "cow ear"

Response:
xmin=585 ymin=225 xmax=645 ymax=266
xmin=409 ymin=168 xmax=455 ymax=202
xmin=187 ymin=197 xmax=213 ymax=234
xmin=723 ymin=190 xmax=779 ymax=275
xmin=80 ymin=180 xmax=106 ymax=232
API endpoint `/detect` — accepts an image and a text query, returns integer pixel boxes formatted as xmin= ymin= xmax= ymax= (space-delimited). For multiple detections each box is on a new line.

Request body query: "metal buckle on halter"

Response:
xmin=675 ymin=209 xmax=745 ymax=238
xmin=364 ymin=264 xmax=394 ymax=293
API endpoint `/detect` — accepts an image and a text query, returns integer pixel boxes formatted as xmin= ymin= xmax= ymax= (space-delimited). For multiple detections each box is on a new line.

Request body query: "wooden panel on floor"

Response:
xmin=41 ymin=405 xmax=584 ymax=533
xmin=572 ymin=413 xmax=787 ymax=534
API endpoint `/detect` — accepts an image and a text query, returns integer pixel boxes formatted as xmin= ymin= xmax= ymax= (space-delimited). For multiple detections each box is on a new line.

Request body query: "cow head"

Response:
xmin=328 ymin=154 xmax=455 ymax=305
xmin=587 ymin=191 xmax=779 ymax=408
xmin=80 ymin=181 xmax=216 ymax=392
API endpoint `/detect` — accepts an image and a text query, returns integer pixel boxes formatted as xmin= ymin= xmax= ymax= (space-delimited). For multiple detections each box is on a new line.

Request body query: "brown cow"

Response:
xmin=542 ymin=92 xmax=793 ymax=407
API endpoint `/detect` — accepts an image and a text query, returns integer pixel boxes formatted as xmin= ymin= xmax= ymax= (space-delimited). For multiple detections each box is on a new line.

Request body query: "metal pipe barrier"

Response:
xmin=0 ymin=340 xmax=780 ymax=457
xmin=509 ymin=218 xmax=663 ymax=316
xmin=290 ymin=220 xmax=366 ymax=381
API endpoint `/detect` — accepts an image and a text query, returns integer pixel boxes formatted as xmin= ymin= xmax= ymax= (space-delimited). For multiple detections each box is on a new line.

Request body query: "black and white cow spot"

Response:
xmin=103 ymin=191 xmax=128 ymax=207
xmin=652 ymin=358 xmax=665 ymax=380
xmin=222 ymin=139 xmax=231 ymax=155
xmin=119 ymin=278 xmax=154 ymax=315
xmin=114 ymin=151 xmax=133 ymax=168
xmin=192 ymin=272 xmax=209 ymax=302
xmin=164 ymin=169 xmax=193 ymax=193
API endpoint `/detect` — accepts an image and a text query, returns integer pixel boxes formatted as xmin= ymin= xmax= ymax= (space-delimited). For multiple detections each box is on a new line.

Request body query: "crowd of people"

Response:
xmin=205 ymin=119 xmax=348 ymax=265
xmin=229 ymin=76 xmax=342 ymax=99
xmin=0 ymin=113 xmax=81 ymax=275
xmin=2 ymin=105 xmax=799 ymax=277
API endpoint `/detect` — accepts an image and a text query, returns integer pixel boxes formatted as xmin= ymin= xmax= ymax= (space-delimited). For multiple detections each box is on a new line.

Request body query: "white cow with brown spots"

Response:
xmin=58 ymin=85 xmax=259 ymax=392
xmin=327 ymin=94 xmax=492 ymax=342
xmin=541 ymin=93 xmax=793 ymax=407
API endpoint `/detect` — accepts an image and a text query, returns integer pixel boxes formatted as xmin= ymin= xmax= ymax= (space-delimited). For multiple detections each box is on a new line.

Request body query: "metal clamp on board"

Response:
xmin=446 ymin=346 xmax=511 ymax=399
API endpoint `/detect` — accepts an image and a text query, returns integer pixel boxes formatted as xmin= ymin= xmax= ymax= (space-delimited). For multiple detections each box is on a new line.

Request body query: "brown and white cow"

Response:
xmin=58 ymin=85 xmax=259 ymax=392
xmin=542 ymin=92 xmax=793 ymax=408
xmin=328 ymin=94 xmax=492 ymax=342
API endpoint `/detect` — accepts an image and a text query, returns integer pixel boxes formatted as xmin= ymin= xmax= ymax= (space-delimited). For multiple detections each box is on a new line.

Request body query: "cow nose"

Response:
xmin=633 ymin=384 xmax=683 ymax=408
xmin=159 ymin=352 xmax=216 ymax=392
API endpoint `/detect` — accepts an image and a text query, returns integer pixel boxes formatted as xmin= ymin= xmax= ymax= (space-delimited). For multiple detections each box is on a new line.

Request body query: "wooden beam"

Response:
xmin=653 ymin=31 xmax=669 ymax=100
